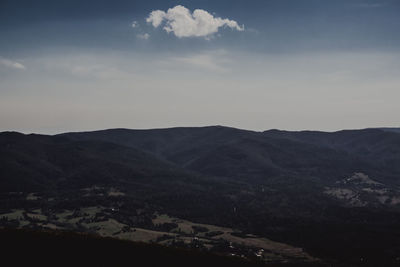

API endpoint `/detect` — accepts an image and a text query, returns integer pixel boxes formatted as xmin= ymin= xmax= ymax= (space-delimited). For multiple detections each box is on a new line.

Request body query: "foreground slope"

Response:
xmin=1 ymin=228 xmax=274 ymax=267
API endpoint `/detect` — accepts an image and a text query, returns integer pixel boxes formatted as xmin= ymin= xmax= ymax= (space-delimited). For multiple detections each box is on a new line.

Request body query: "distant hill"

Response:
xmin=62 ymin=126 xmax=400 ymax=188
xmin=379 ymin=127 xmax=400 ymax=134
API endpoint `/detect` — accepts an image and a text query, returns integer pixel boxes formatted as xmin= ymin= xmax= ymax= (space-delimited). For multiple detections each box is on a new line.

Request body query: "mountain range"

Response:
xmin=1 ymin=126 xmax=400 ymax=266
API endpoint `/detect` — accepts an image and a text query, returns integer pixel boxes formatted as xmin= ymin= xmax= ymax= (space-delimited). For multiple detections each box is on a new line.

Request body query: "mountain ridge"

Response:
xmin=2 ymin=126 xmax=400 ymax=265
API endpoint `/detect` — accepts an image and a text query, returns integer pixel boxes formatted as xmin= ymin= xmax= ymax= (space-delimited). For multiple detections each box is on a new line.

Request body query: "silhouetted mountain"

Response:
xmin=61 ymin=127 xmax=378 ymax=182
xmin=2 ymin=126 xmax=400 ymax=266
xmin=263 ymin=128 xmax=400 ymax=185
xmin=0 ymin=131 xmax=213 ymax=192
xmin=380 ymin=127 xmax=400 ymax=134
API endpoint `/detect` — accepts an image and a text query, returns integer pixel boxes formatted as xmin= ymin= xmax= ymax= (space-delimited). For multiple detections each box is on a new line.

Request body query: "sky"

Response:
xmin=0 ymin=0 xmax=399 ymax=134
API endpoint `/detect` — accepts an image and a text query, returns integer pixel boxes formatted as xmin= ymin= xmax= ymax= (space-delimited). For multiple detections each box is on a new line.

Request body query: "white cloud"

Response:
xmin=146 ymin=5 xmax=244 ymax=38
xmin=131 ymin=21 xmax=139 ymax=28
xmin=0 ymin=58 xmax=26 ymax=70
xmin=146 ymin=10 xmax=167 ymax=28
xmin=137 ymin=33 xmax=150 ymax=40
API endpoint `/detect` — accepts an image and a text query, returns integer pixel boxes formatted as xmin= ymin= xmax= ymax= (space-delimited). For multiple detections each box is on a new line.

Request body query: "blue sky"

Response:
xmin=1 ymin=0 xmax=399 ymax=133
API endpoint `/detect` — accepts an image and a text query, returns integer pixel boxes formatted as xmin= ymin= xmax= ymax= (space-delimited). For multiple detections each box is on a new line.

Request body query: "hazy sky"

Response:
xmin=1 ymin=0 xmax=399 ymax=133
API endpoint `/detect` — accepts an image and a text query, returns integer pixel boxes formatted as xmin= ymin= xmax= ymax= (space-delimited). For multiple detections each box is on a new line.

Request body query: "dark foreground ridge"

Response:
xmin=1 ymin=228 xmax=324 ymax=267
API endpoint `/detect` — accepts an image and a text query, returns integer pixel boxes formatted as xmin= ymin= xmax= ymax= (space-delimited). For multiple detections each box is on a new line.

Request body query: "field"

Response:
xmin=0 ymin=204 xmax=315 ymax=263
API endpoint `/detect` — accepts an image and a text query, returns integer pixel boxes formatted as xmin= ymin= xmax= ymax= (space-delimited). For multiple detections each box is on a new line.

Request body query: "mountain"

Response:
xmin=264 ymin=128 xmax=400 ymax=180
xmin=61 ymin=126 xmax=400 ymax=209
xmin=0 ymin=131 xmax=218 ymax=193
xmin=1 ymin=126 xmax=400 ymax=266
xmin=380 ymin=127 xmax=400 ymax=134
xmin=60 ymin=127 xmax=387 ymax=183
